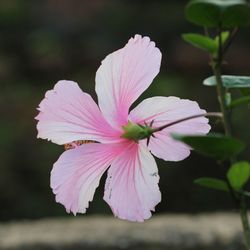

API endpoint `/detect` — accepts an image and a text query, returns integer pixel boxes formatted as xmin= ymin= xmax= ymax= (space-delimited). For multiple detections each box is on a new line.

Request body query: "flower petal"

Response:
xmin=51 ymin=142 xmax=125 ymax=215
xmin=36 ymin=80 xmax=120 ymax=145
xmin=104 ymin=143 xmax=161 ymax=222
xmin=95 ymin=35 xmax=162 ymax=128
xmin=129 ymin=96 xmax=211 ymax=161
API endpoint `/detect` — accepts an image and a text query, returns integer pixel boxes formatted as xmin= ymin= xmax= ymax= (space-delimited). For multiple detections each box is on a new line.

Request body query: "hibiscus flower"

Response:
xmin=35 ymin=34 xmax=210 ymax=222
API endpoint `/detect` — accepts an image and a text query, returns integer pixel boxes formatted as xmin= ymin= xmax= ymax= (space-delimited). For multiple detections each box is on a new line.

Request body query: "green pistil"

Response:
xmin=121 ymin=121 xmax=154 ymax=142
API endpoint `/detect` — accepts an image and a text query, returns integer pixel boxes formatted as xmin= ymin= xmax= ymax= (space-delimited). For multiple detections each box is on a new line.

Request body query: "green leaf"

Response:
xmin=222 ymin=76 xmax=250 ymax=88
xmin=214 ymin=31 xmax=230 ymax=45
xmin=172 ymin=133 xmax=245 ymax=160
xmin=227 ymin=161 xmax=250 ymax=190
xmin=203 ymin=75 xmax=250 ymax=88
xmin=186 ymin=0 xmax=250 ymax=28
xmin=203 ymin=76 xmax=217 ymax=86
xmin=230 ymin=96 xmax=250 ymax=108
xmin=194 ymin=177 xmax=229 ymax=191
xmin=182 ymin=33 xmax=218 ymax=53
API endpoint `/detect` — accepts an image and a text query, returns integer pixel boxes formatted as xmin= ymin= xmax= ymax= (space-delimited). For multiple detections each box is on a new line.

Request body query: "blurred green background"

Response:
xmin=0 ymin=0 xmax=250 ymax=221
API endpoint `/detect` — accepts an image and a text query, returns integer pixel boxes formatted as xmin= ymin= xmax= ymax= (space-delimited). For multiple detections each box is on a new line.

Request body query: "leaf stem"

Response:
xmin=240 ymin=194 xmax=250 ymax=249
xmin=222 ymin=28 xmax=239 ymax=56
xmin=211 ymin=27 xmax=232 ymax=136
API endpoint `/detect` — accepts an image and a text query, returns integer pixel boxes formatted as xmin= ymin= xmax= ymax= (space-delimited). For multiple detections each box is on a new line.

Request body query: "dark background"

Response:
xmin=0 ymin=0 xmax=250 ymax=221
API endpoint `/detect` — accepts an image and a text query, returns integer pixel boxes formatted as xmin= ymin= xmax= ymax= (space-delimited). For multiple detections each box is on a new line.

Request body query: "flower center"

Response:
xmin=121 ymin=121 xmax=154 ymax=142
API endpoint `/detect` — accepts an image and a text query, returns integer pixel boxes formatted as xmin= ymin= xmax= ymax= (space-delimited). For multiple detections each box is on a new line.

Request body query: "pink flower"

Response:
xmin=35 ymin=35 xmax=210 ymax=222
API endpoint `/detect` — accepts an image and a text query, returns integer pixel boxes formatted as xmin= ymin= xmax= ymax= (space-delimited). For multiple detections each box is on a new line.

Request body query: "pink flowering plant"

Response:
xmin=35 ymin=0 xmax=250 ymax=248
xmin=35 ymin=35 xmax=211 ymax=222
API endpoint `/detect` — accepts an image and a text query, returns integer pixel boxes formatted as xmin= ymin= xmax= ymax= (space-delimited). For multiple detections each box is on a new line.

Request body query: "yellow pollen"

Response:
xmin=64 ymin=140 xmax=95 ymax=150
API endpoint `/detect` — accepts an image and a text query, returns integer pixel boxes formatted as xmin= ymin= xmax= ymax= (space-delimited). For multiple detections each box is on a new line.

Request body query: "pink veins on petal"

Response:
xmin=35 ymin=34 xmax=211 ymax=222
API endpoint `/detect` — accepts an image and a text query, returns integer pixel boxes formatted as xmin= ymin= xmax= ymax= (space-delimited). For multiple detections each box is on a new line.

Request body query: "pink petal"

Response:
xmin=51 ymin=142 xmax=126 ymax=215
xmin=104 ymin=143 xmax=161 ymax=222
xmin=129 ymin=96 xmax=211 ymax=161
xmin=36 ymin=80 xmax=121 ymax=145
xmin=95 ymin=34 xmax=162 ymax=128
